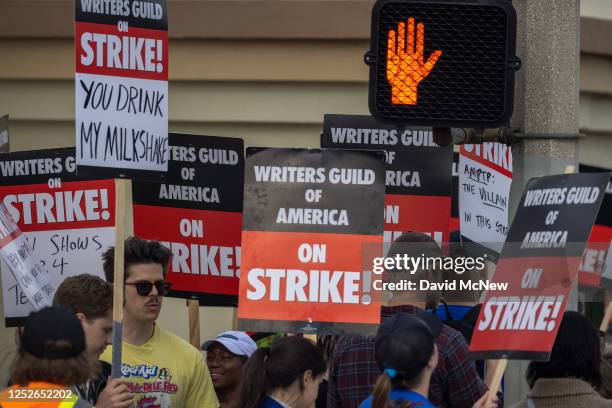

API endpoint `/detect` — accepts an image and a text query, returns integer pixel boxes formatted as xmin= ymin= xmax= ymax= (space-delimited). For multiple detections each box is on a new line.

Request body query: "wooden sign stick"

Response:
xmin=601 ymin=303 xmax=612 ymax=332
xmin=188 ymin=299 xmax=201 ymax=348
xmin=486 ymin=358 xmax=508 ymax=404
xmin=111 ymin=179 xmax=129 ymax=379
xmin=232 ymin=307 xmax=239 ymax=330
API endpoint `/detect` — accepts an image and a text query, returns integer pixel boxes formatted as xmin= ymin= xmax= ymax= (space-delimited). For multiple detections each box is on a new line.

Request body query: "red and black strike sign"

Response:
xmin=470 ymin=173 xmax=609 ymax=361
xmin=321 ymin=114 xmax=452 ymax=246
xmin=75 ymin=0 xmax=169 ymax=179
xmin=0 ymin=148 xmax=115 ymax=326
xmin=578 ymin=164 xmax=612 ymax=288
xmin=132 ymin=133 xmax=244 ymax=306
xmin=238 ymin=148 xmax=385 ymax=335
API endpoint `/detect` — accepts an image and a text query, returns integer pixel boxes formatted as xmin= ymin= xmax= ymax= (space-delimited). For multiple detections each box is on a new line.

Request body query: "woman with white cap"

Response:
xmin=202 ymin=331 xmax=257 ymax=408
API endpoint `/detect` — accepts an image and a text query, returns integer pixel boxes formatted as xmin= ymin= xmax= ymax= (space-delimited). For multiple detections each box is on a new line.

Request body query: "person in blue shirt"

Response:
xmin=238 ymin=336 xmax=326 ymax=408
xmin=360 ymin=312 xmax=497 ymax=408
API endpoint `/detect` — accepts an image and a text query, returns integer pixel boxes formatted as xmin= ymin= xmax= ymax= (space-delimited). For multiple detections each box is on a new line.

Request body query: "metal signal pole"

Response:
xmin=504 ymin=0 xmax=581 ymax=405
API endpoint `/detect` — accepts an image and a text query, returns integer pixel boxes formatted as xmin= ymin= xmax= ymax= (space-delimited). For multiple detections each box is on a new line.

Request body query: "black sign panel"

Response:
xmin=504 ymin=173 xmax=609 ymax=258
xmin=133 ymin=133 xmax=244 ymax=212
xmin=0 ymin=148 xmax=87 ymax=185
xmin=75 ymin=0 xmax=168 ymax=30
xmin=243 ymin=148 xmax=385 ymax=236
xmin=321 ymin=114 xmax=452 ymax=196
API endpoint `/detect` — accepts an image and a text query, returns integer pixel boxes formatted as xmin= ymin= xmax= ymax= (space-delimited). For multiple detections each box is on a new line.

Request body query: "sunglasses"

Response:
xmin=125 ymin=280 xmax=172 ymax=296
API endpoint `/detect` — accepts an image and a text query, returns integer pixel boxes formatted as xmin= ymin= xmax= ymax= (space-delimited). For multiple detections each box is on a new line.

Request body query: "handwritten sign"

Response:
xmin=74 ymin=0 xmax=169 ymax=179
xmin=0 ymin=203 xmax=54 ymax=311
xmin=0 ymin=148 xmax=115 ymax=326
xmin=459 ymin=143 xmax=512 ymax=255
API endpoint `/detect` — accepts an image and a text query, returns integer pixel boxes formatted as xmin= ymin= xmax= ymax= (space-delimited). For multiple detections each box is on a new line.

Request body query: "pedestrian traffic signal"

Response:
xmin=366 ymin=0 xmax=519 ymax=128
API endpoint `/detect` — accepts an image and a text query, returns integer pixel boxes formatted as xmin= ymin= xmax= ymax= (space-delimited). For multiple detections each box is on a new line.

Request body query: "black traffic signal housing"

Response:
xmin=366 ymin=0 xmax=520 ymax=128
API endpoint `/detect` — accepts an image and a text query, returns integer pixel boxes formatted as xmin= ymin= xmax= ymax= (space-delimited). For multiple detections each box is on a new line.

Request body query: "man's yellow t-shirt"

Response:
xmin=101 ymin=325 xmax=218 ymax=408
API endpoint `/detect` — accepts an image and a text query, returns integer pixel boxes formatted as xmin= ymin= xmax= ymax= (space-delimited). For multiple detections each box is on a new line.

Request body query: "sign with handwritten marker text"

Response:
xmin=459 ymin=143 xmax=513 ymax=255
xmin=74 ymin=0 xmax=169 ymax=179
xmin=0 ymin=203 xmax=54 ymax=312
xmin=0 ymin=148 xmax=115 ymax=326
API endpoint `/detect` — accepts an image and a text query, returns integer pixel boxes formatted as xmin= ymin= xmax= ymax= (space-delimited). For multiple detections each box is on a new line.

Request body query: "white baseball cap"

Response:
xmin=201 ymin=331 xmax=257 ymax=357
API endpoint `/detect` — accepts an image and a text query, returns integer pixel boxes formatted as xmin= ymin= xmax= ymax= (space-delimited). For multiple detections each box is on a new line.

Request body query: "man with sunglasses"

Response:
xmin=100 ymin=237 xmax=219 ymax=408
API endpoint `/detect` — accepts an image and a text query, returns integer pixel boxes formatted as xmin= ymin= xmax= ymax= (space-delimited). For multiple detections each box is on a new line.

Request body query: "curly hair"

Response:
xmin=53 ymin=274 xmax=112 ymax=320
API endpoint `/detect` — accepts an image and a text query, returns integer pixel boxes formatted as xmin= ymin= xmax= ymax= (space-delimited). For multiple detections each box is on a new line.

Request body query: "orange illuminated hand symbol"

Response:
xmin=387 ymin=17 xmax=442 ymax=105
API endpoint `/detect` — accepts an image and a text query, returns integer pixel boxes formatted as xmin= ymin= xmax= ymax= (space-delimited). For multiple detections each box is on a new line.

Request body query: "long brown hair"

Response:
xmin=238 ymin=336 xmax=326 ymax=408
xmin=372 ymin=372 xmax=393 ymax=408
xmin=372 ymin=373 xmax=418 ymax=408
xmin=11 ymin=340 xmax=94 ymax=386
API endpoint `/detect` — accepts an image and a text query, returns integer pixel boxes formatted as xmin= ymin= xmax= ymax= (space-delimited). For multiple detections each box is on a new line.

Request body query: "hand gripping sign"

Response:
xmin=470 ymin=172 xmax=609 ymax=361
xmin=237 ymin=148 xmax=386 ymax=335
xmin=0 ymin=203 xmax=54 ymax=311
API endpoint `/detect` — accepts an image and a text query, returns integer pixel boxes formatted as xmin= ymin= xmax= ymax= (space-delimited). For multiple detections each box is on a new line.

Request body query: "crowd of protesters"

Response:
xmin=1 ymin=235 xmax=612 ymax=407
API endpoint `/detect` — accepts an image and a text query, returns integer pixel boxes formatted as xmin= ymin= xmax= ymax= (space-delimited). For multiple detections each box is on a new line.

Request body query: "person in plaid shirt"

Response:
xmin=327 ymin=232 xmax=490 ymax=408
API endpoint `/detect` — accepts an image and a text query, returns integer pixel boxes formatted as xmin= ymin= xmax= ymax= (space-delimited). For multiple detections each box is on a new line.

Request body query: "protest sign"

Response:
xmin=604 ymin=241 xmax=612 ymax=287
xmin=133 ymin=133 xmax=244 ymax=306
xmin=75 ymin=0 xmax=169 ymax=179
xmin=470 ymin=172 xmax=609 ymax=360
xmin=449 ymin=152 xmax=460 ymax=234
xmin=0 ymin=148 xmax=115 ymax=326
xmin=459 ymin=143 xmax=513 ymax=256
xmin=0 ymin=115 xmax=8 ymax=153
xmin=577 ymin=164 xmax=612 ymax=288
xmin=321 ymin=114 xmax=452 ymax=245
xmin=0 ymin=203 xmax=53 ymax=311
xmin=238 ymin=148 xmax=385 ymax=334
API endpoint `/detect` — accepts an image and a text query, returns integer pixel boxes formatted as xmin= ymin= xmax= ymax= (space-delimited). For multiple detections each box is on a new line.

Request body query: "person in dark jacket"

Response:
xmin=238 ymin=336 xmax=326 ymax=408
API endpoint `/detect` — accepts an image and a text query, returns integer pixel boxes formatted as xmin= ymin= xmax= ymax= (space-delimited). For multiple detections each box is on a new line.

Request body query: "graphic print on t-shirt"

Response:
xmin=121 ymin=363 xmax=178 ymax=407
